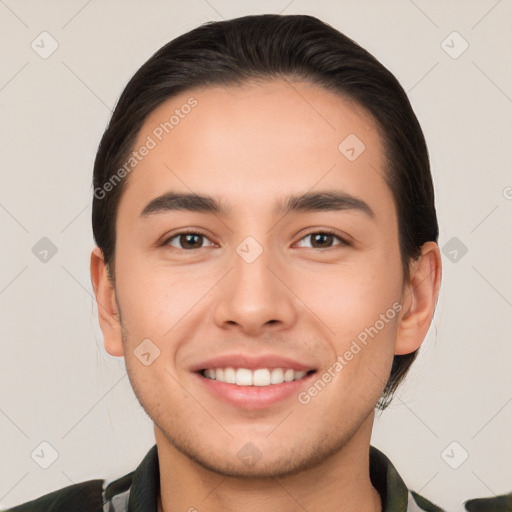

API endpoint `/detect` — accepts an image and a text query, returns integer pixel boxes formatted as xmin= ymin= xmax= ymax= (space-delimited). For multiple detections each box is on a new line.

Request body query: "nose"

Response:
xmin=212 ymin=239 xmax=298 ymax=337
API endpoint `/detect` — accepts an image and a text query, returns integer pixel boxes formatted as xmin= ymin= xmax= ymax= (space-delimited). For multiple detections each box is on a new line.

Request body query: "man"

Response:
xmin=4 ymin=14 xmax=447 ymax=512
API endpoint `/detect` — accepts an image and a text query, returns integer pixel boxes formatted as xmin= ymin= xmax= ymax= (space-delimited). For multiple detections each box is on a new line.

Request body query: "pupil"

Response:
xmin=182 ymin=234 xmax=201 ymax=248
xmin=313 ymin=233 xmax=331 ymax=248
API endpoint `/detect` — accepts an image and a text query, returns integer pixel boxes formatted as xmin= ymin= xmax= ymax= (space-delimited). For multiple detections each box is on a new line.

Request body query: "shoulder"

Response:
xmin=1 ymin=479 xmax=105 ymax=512
xmin=464 ymin=491 xmax=512 ymax=511
xmin=369 ymin=445 xmax=446 ymax=511
xmin=2 ymin=445 xmax=156 ymax=512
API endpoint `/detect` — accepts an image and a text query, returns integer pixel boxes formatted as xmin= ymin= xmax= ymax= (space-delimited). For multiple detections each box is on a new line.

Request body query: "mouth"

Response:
xmin=194 ymin=365 xmax=317 ymax=410
xmin=200 ymin=367 xmax=315 ymax=386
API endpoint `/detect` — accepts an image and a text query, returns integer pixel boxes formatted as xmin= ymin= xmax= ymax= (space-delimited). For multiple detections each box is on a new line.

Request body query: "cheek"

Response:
xmin=291 ymin=251 xmax=403 ymax=394
xmin=296 ymin=256 xmax=402 ymax=340
xmin=114 ymin=250 xmax=218 ymax=344
xmin=117 ymin=276 xmax=185 ymax=340
xmin=304 ymin=269 xmax=400 ymax=407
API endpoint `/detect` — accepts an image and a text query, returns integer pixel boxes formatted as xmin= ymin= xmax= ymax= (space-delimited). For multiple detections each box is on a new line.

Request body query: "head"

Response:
xmin=91 ymin=14 xmax=441 ymax=477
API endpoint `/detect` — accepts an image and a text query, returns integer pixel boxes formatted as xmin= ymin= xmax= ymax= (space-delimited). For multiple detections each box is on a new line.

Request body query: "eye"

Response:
xmin=295 ymin=230 xmax=349 ymax=249
xmin=162 ymin=230 xmax=349 ymax=251
xmin=164 ymin=232 xmax=216 ymax=250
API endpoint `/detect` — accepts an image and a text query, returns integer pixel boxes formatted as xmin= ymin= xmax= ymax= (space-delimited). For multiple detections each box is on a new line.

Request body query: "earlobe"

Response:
xmin=90 ymin=247 xmax=125 ymax=357
xmin=394 ymin=241 xmax=442 ymax=355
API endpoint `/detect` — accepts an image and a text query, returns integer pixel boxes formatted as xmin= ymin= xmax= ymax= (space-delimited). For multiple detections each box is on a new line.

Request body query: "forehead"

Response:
xmin=118 ymin=79 xmax=394 ymax=225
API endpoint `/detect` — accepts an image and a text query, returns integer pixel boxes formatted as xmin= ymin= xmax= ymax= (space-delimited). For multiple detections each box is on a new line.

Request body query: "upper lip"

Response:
xmin=190 ymin=353 xmax=317 ymax=372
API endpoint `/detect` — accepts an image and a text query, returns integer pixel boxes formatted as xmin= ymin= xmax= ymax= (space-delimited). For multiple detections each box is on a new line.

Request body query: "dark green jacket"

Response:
xmin=464 ymin=492 xmax=512 ymax=511
xmin=2 ymin=444 xmax=446 ymax=511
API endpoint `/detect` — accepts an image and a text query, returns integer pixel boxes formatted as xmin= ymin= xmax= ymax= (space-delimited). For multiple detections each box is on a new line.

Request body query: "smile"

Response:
xmin=201 ymin=367 xmax=313 ymax=386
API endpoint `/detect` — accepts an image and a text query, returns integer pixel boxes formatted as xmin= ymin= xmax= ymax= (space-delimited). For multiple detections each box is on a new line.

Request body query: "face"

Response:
xmin=101 ymin=79 xmax=411 ymax=477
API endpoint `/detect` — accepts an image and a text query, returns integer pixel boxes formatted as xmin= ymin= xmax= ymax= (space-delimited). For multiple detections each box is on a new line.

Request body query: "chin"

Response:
xmin=156 ymin=419 xmax=351 ymax=479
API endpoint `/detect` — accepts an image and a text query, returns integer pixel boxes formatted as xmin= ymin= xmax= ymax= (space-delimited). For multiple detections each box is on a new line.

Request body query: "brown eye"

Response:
xmin=296 ymin=231 xmax=347 ymax=249
xmin=166 ymin=232 xmax=214 ymax=250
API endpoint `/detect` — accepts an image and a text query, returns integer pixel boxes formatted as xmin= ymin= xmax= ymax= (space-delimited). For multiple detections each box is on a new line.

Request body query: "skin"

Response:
xmin=91 ymin=79 xmax=441 ymax=512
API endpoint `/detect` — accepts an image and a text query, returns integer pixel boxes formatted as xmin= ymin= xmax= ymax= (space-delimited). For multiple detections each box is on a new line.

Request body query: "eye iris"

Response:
xmin=311 ymin=233 xmax=333 ymax=248
xmin=181 ymin=234 xmax=203 ymax=249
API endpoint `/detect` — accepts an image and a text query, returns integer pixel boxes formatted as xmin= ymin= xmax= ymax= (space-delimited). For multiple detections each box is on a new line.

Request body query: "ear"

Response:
xmin=90 ymin=247 xmax=124 ymax=357
xmin=394 ymin=241 xmax=442 ymax=355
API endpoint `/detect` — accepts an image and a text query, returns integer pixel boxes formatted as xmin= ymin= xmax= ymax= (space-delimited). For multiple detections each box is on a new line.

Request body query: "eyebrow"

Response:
xmin=140 ymin=190 xmax=375 ymax=219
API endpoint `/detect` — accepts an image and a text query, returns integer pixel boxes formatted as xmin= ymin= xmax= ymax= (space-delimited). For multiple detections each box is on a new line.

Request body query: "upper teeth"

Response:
xmin=203 ymin=367 xmax=309 ymax=386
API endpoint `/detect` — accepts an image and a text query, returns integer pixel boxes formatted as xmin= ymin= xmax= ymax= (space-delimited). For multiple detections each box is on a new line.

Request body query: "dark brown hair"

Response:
xmin=92 ymin=14 xmax=438 ymax=409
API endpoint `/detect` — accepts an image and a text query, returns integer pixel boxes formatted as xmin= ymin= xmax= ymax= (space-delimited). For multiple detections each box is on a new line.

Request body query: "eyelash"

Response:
xmin=162 ymin=229 xmax=350 ymax=251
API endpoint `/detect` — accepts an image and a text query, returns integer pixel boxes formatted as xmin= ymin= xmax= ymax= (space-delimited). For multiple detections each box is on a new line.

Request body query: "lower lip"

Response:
xmin=196 ymin=372 xmax=316 ymax=410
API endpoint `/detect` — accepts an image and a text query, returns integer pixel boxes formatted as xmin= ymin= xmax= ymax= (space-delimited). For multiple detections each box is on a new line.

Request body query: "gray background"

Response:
xmin=0 ymin=1 xmax=511 ymax=510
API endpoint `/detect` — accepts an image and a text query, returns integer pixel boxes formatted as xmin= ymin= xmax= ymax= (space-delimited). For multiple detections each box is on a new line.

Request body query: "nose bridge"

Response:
xmin=212 ymin=231 xmax=296 ymax=333
xmin=232 ymin=232 xmax=279 ymax=304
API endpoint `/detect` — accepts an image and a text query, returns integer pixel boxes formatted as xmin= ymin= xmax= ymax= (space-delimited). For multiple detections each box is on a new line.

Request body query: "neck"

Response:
xmin=154 ymin=412 xmax=381 ymax=512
